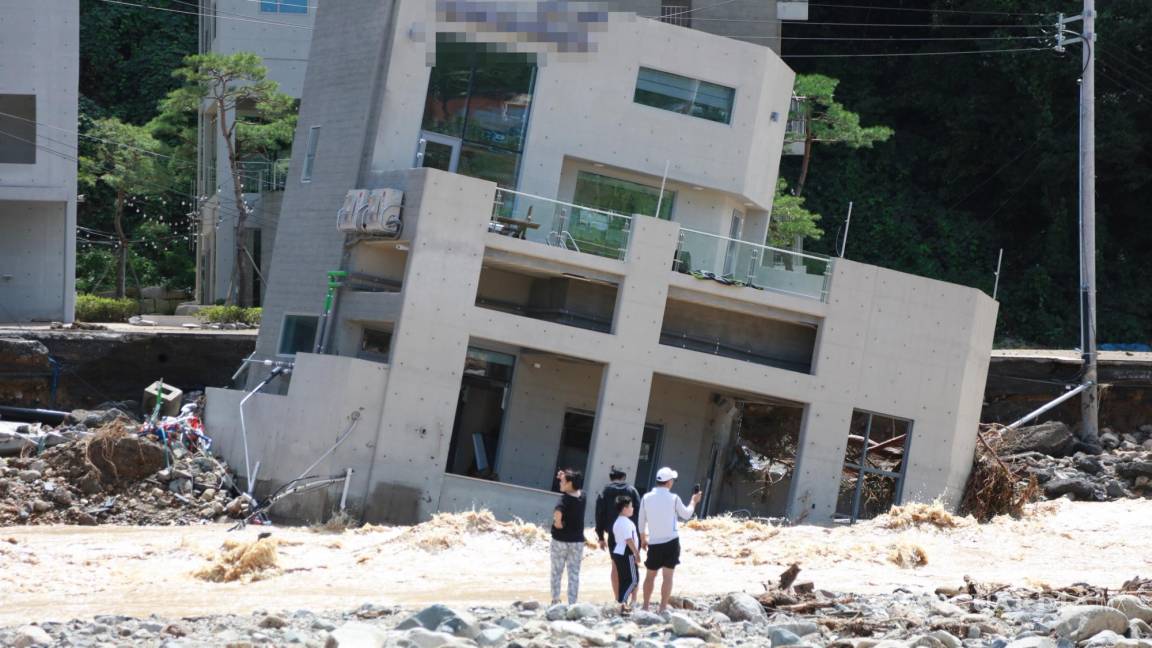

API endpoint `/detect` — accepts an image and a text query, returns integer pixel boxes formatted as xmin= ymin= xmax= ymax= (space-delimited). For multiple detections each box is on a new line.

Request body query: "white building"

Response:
xmin=205 ymin=0 xmax=996 ymax=527
xmin=0 ymin=0 xmax=79 ymax=322
xmin=195 ymin=0 xmax=315 ymax=306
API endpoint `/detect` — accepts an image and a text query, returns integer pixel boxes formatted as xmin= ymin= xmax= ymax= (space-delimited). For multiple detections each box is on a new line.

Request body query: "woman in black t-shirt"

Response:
xmin=550 ymin=468 xmax=587 ymax=605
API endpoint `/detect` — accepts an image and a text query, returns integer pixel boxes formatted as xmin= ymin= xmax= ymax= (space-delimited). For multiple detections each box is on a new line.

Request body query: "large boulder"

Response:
xmin=1044 ymin=477 xmax=1105 ymax=501
xmin=396 ymin=604 xmax=479 ymax=639
xmin=715 ymin=592 xmax=768 ymax=623
xmin=1051 ymin=605 xmax=1129 ymax=641
xmin=324 ymin=621 xmax=388 ymax=648
xmin=1110 ymin=595 xmax=1152 ymax=622
xmin=1116 ymin=461 xmax=1152 ymax=479
xmin=1000 ymin=421 xmax=1077 ymax=457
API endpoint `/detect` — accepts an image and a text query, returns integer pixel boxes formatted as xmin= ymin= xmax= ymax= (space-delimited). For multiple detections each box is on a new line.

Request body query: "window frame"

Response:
xmin=300 ymin=125 xmax=320 ymax=183
xmin=260 ymin=0 xmax=308 ymax=14
xmin=633 ymin=67 xmax=735 ymax=125
xmin=0 ymin=94 xmax=38 ymax=165
xmin=278 ymin=313 xmax=320 ymax=357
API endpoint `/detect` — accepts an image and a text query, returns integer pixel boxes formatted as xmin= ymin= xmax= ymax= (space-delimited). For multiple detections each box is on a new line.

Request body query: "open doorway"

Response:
xmin=446 ymin=348 xmax=515 ymax=479
xmin=553 ymin=410 xmax=594 ymax=490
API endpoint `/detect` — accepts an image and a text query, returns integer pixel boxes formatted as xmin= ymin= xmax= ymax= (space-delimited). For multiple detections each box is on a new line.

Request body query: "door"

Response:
xmin=445 ymin=347 xmax=515 ymax=478
xmin=416 ymin=131 xmax=461 ymax=172
xmin=553 ymin=410 xmax=595 ymax=490
xmin=635 ymin=424 xmax=664 ymax=491
xmin=722 ymin=209 xmax=744 ymax=277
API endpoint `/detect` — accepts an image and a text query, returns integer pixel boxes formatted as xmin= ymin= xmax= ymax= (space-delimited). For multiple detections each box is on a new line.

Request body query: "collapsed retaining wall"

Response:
xmin=0 ymin=330 xmax=255 ymax=411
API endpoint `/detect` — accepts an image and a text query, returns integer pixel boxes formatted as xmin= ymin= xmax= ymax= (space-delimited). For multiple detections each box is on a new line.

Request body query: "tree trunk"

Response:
xmin=796 ymin=130 xmax=814 ymax=198
xmin=218 ymin=99 xmax=250 ymax=307
xmin=113 ymin=189 xmax=128 ymax=299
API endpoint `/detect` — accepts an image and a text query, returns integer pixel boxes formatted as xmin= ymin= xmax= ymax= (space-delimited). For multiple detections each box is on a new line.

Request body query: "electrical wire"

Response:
xmin=783 ymin=46 xmax=1050 ymax=58
xmin=684 ymin=17 xmax=1049 ymax=28
xmin=737 ymin=34 xmax=1050 ymax=42
xmin=801 ymin=3 xmax=1050 ymax=17
xmin=88 ymin=0 xmax=313 ymax=30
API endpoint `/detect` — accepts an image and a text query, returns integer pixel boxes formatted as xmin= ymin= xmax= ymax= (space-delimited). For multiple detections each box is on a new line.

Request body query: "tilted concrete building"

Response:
xmin=194 ymin=0 xmax=316 ymax=306
xmin=0 ymin=0 xmax=79 ymax=322
xmin=206 ymin=0 xmax=997 ymax=526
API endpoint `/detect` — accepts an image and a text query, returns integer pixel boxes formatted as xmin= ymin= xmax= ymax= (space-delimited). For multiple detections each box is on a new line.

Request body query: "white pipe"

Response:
xmin=655 ymin=160 xmax=670 ymax=219
xmin=1005 ymin=383 xmax=1090 ymax=430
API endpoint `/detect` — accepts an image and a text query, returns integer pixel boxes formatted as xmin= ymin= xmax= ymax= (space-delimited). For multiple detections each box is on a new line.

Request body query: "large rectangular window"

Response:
xmin=573 ymin=171 xmax=674 ymax=220
xmin=634 ymin=68 xmax=735 ymax=125
xmin=0 ymin=94 xmax=37 ymax=164
xmin=279 ymin=314 xmax=319 ymax=355
xmin=260 ymin=0 xmax=307 ymax=13
xmin=419 ymin=58 xmax=536 ymax=188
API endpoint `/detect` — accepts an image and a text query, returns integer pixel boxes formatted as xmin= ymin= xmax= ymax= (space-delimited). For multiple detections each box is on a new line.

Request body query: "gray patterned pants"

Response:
xmin=550 ymin=539 xmax=584 ymax=604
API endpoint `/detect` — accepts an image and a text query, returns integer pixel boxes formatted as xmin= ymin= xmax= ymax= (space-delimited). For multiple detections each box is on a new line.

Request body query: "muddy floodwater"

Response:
xmin=2 ymin=499 xmax=1150 ymax=626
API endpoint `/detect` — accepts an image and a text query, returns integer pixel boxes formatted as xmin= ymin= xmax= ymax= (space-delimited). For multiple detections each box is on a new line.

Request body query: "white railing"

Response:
xmin=675 ymin=227 xmax=833 ymax=302
xmin=491 ymin=188 xmax=633 ymax=261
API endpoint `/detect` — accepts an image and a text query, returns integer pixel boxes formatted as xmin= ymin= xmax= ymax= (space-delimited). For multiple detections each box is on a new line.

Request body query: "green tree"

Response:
xmin=159 ymin=53 xmax=297 ymax=306
xmin=79 ymin=118 xmax=165 ymax=298
xmin=788 ymin=74 xmax=893 ymax=197
xmin=769 ymin=179 xmax=823 ymax=248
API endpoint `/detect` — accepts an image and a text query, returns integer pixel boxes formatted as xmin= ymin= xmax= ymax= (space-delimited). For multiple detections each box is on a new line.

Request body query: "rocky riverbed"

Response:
xmin=3 ymin=583 xmax=1152 ymax=648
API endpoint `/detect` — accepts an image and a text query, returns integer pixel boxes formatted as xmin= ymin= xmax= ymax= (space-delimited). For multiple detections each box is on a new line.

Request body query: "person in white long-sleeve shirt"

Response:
xmin=637 ymin=466 xmax=702 ymax=613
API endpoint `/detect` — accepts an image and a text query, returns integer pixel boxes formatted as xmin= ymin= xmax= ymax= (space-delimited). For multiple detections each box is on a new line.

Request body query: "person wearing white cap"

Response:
xmin=637 ymin=466 xmax=701 ymax=613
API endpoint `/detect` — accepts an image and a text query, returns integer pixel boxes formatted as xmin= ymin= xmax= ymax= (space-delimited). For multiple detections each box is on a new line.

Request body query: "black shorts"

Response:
xmin=605 ymin=530 xmax=616 ymax=552
xmin=644 ymin=537 xmax=681 ymax=570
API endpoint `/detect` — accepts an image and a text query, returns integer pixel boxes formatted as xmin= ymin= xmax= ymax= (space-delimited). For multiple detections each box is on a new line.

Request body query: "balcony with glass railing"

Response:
xmin=674 ymin=227 xmax=832 ymax=302
xmin=490 ymin=188 xmax=633 ymax=262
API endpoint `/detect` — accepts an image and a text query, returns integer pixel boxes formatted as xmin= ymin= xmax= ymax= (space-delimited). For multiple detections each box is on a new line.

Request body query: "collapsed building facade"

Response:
xmin=204 ymin=0 xmax=998 ymax=525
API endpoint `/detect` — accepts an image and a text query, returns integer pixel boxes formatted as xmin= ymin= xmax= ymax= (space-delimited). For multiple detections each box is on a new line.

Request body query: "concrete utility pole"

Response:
xmin=1079 ymin=0 xmax=1099 ymax=445
xmin=1056 ymin=3 xmax=1098 ymax=445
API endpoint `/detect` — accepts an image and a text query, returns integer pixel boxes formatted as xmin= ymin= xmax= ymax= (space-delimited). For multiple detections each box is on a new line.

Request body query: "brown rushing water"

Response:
xmin=2 ymin=499 xmax=1150 ymax=625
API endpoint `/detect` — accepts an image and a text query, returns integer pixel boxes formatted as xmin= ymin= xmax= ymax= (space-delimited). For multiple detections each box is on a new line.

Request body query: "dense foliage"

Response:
xmin=74 ymin=295 xmax=137 ymax=323
xmin=780 ymin=0 xmax=1152 ymax=347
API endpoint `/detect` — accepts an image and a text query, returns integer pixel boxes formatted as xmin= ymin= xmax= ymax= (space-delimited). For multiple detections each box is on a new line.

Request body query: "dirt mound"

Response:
xmin=194 ymin=538 xmax=280 ymax=583
xmin=381 ymin=510 xmax=547 ymax=552
xmin=85 ymin=427 xmax=166 ymax=485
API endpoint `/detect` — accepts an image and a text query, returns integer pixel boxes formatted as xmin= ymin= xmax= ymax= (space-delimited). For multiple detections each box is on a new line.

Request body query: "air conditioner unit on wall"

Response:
xmin=337 ymin=189 xmax=368 ymax=232
xmin=363 ymin=188 xmax=404 ymax=236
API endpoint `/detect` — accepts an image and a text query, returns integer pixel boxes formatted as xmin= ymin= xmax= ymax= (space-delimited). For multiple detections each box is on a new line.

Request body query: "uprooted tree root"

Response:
xmin=959 ymin=425 xmax=1038 ymax=522
xmin=194 ymin=538 xmax=280 ymax=583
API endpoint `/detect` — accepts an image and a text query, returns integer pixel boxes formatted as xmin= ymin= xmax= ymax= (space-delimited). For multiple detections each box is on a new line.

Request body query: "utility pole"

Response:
xmin=1057 ymin=2 xmax=1098 ymax=445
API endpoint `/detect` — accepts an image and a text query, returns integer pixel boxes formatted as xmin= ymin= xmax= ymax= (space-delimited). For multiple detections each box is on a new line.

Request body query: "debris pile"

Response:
xmin=989 ymin=421 xmax=1152 ymax=504
xmin=375 ymin=510 xmax=547 ymax=552
xmin=194 ymin=537 xmax=280 ymax=583
xmin=0 ymin=403 xmax=244 ymax=526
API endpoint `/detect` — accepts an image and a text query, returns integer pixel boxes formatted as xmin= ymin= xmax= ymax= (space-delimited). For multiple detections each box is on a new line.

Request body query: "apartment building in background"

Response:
xmin=0 ymin=0 xmax=79 ymax=322
xmin=204 ymin=0 xmax=997 ymax=527
xmin=195 ymin=0 xmax=316 ymax=306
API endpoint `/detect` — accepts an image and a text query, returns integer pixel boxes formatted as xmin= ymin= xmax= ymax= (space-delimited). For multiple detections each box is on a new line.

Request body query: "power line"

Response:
xmin=742 ymin=34 xmax=1050 ymax=42
xmin=802 ymin=3 xmax=1050 ymax=17
xmin=88 ymin=0 xmax=313 ymax=30
xmin=1096 ymin=50 xmax=1152 ymax=92
xmin=687 ymin=17 xmax=1048 ymax=28
xmin=783 ymin=46 xmax=1050 ymax=58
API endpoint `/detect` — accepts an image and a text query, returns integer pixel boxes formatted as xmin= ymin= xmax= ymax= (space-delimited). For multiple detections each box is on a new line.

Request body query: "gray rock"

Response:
xmin=1051 ymin=606 xmax=1129 ymax=642
xmin=1110 ymin=596 xmax=1152 ymax=622
xmin=11 ymin=626 xmax=53 ymax=648
xmin=139 ymin=622 xmax=165 ymax=633
xmin=1001 ymin=421 xmax=1077 ymax=457
xmin=1074 ymin=453 xmax=1104 ymax=475
xmin=405 ymin=628 xmax=465 ymax=648
xmin=1003 ymin=639 xmax=1054 ymax=648
xmin=565 ymin=603 xmax=600 ymax=621
xmin=771 ymin=628 xmax=802 ymax=647
xmin=325 ymin=621 xmax=388 ymax=648
xmin=1117 ymin=461 xmax=1152 ymax=479
xmin=1044 ymin=477 xmax=1104 ymax=501
xmin=930 ymin=631 xmax=963 ymax=648
xmin=312 ymin=619 xmax=338 ymax=632
xmin=1100 ymin=431 xmax=1121 ymax=450
xmin=716 ymin=592 xmax=768 ymax=623
xmin=1130 ymin=620 xmax=1152 ymax=639
xmin=496 ymin=617 xmax=522 ymax=630
xmin=31 ymin=499 xmax=52 ymax=513
xmin=771 ymin=622 xmax=821 ymax=637
xmin=259 ymin=615 xmax=288 ymax=629
xmin=282 ymin=630 xmax=308 ymax=644
xmin=633 ymin=640 xmax=664 ymax=648
xmin=397 ymin=604 xmax=479 ymax=639
xmin=545 ymin=604 xmax=569 ymax=621
xmin=931 ymin=600 xmax=967 ymax=617
xmin=670 ymin=613 xmax=708 ymax=638
xmin=631 ymin=610 xmax=665 ymax=626
xmin=18 ymin=470 xmax=41 ymax=483
xmin=968 ymin=627 xmax=982 ymax=640
xmin=1105 ymin=480 xmax=1130 ymax=499
xmin=671 ymin=639 xmax=706 ymax=648
xmin=475 ymin=627 xmax=507 ymax=646
xmin=549 ymin=620 xmax=612 ymax=646
xmin=1083 ymin=631 xmax=1123 ymax=647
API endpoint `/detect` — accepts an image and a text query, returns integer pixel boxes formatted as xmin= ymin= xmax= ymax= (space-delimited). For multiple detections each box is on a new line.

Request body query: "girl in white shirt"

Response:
xmin=610 ymin=496 xmax=641 ymax=615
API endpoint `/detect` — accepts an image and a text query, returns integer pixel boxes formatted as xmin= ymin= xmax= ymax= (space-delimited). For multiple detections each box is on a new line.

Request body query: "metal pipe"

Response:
xmin=238 ymin=366 xmax=288 ymax=495
xmin=292 ymin=411 xmax=361 ymax=482
xmin=340 ymin=468 xmax=353 ymax=511
xmin=1005 ymin=383 xmax=1090 ymax=430
xmin=0 ymin=405 xmax=72 ymax=425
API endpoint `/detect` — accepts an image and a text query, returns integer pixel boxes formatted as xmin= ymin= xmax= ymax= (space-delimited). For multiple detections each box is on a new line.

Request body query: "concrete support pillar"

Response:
xmin=585 ymin=364 xmax=654 ymax=510
xmin=786 ymin=401 xmax=853 ymax=523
